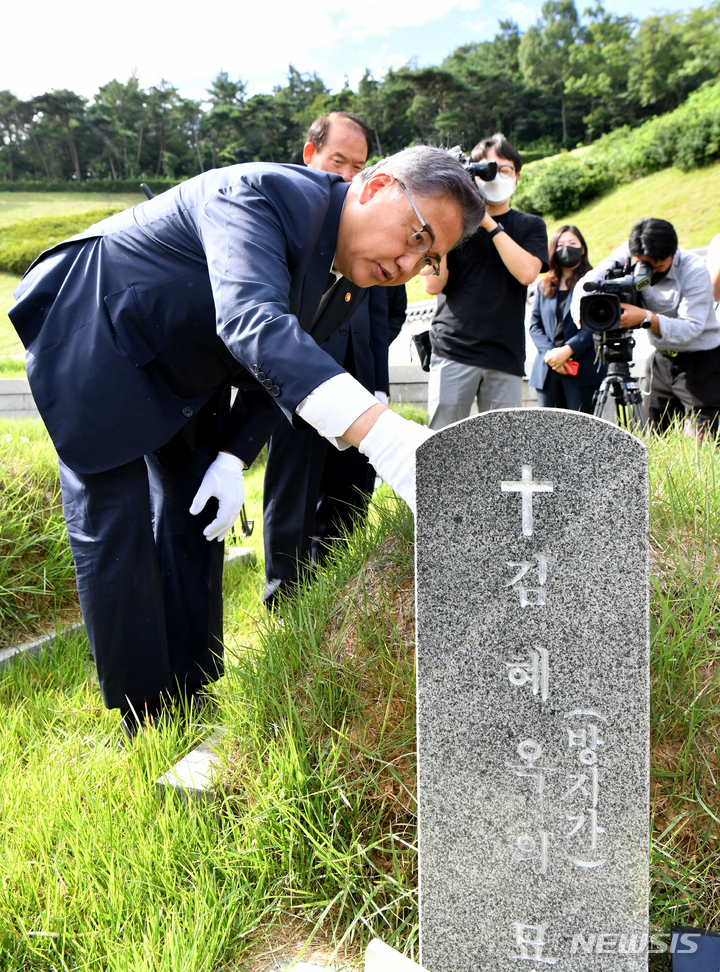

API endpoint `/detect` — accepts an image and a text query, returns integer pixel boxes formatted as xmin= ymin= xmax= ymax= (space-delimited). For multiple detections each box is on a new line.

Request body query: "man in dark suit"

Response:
xmin=9 ymin=149 xmax=483 ymax=737
xmin=263 ymin=111 xmax=407 ymax=606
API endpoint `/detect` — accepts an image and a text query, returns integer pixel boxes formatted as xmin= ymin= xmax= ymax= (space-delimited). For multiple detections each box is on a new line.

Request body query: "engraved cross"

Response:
xmin=500 ymin=465 xmax=554 ymax=537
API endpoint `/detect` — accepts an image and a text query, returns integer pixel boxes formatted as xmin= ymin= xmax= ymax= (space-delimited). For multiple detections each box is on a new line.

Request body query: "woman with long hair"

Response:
xmin=529 ymin=224 xmax=606 ymax=411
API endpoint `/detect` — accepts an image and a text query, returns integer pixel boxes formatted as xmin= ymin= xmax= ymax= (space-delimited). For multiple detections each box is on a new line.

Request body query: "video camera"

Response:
xmin=448 ymin=145 xmax=498 ymax=182
xmin=580 ymin=260 xmax=653 ymax=364
xmin=580 ymin=260 xmax=653 ymax=332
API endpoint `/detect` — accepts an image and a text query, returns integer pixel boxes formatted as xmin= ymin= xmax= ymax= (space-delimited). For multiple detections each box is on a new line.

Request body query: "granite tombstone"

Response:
xmin=415 ymin=408 xmax=649 ymax=972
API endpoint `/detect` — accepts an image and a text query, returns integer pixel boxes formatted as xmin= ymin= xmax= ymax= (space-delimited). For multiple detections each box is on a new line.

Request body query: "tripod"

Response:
xmin=592 ymin=336 xmax=647 ymax=430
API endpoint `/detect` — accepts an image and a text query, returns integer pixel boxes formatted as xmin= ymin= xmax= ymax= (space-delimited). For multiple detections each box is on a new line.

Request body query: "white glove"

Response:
xmin=358 ymin=410 xmax=432 ymax=513
xmin=189 ymin=452 xmax=245 ymax=542
xmin=374 ymin=390 xmax=389 ymax=406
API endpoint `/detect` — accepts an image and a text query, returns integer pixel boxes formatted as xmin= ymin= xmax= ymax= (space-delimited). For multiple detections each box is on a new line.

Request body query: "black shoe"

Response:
xmin=119 ymin=697 xmax=172 ymax=745
xmin=173 ymin=682 xmax=218 ymax=723
xmin=186 ymin=688 xmax=218 ymax=722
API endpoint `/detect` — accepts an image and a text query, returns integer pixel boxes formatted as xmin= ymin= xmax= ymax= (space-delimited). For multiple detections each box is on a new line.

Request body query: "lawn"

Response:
xmin=544 ymin=160 xmax=720 ymax=261
xmin=1 ymin=271 xmax=24 ymax=356
xmin=0 ymin=191 xmax=142 ymax=228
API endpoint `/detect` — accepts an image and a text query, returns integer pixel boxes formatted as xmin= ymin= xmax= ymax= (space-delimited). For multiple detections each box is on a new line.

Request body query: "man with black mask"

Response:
xmin=572 ymin=217 xmax=720 ymax=435
xmin=423 ymin=133 xmax=549 ymax=428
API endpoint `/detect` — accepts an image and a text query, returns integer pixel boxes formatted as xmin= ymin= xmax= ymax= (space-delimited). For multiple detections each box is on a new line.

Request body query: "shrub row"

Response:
xmin=0 ymin=208 xmax=124 ymax=275
xmin=514 ymin=79 xmax=720 ymax=218
xmin=0 ymin=177 xmax=180 ymax=194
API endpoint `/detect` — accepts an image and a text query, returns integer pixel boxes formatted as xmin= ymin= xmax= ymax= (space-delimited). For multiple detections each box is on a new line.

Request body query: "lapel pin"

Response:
xmin=344 ymin=292 xmax=351 ymax=302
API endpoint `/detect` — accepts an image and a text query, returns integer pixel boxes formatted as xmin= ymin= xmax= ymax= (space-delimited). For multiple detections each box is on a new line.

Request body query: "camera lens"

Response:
xmin=587 ymin=298 xmax=614 ymax=328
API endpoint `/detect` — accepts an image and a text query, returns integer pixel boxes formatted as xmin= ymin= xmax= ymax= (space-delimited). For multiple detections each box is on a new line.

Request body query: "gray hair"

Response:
xmin=360 ymin=145 xmax=485 ymax=244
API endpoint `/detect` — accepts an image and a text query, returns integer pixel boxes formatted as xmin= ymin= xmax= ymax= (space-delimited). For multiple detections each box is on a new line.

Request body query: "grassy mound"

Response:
xmin=0 ymin=208 xmax=125 ymax=275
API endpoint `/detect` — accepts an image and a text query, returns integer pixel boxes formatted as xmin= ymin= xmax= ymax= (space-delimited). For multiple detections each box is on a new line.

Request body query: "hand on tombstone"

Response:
xmin=358 ymin=409 xmax=432 ymax=513
xmin=189 ymin=451 xmax=245 ymax=542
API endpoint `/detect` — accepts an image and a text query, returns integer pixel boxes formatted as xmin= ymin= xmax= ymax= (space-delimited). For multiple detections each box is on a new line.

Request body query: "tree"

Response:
xmin=0 ymin=91 xmax=21 ymax=180
xmin=565 ymin=3 xmax=636 ymax=138
xmin=88 ymin=75 xmax=147 ymax=179
xmin=204 ymin=71 xmax=246 ymax=168
xmin=519 ymin=0 xmax=585 ymax=143
xmin=35 ymin=89 xmax=87 ymax=181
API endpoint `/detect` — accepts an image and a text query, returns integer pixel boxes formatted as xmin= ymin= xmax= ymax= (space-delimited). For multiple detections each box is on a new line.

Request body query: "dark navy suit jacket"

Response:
xmin=529 ymin=285 xmax=606 ymax=391
xmin=9 ymin=164 xmax=364 ymax=474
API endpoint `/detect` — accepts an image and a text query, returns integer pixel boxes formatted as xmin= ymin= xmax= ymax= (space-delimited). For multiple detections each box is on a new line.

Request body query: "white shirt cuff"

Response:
xmin=296 ymin=373 xmax=380 ymax=450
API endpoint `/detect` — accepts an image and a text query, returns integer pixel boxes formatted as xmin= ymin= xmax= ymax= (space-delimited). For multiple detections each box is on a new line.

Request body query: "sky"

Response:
xmin=2 ymin=0 xmax=711 ymax=105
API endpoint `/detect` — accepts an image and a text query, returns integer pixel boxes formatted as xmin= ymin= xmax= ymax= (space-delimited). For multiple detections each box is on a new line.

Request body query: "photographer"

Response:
xmin=423 ymin=133 xmax=548 ymax=429
xmin=572 ymin=217 xmax=720 ymax=434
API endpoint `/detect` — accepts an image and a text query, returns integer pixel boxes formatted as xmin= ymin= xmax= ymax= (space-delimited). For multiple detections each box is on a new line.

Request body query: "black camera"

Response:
xmin=448 ymin=146 xmax=498 ymax=182
xmin=579 ymin=260 xmax=653 ymax=365
xmin=579 ymin=260 xmax=652 ymax=333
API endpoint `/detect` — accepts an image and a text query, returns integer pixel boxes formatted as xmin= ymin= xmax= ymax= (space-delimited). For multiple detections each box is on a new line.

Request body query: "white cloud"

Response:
xmin=1 ymin=0 xmax=709 ymax=103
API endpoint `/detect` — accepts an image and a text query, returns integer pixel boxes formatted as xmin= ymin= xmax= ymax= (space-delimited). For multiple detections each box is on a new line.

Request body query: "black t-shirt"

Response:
xmin=430 ymin=209 xmax=549 ymax=376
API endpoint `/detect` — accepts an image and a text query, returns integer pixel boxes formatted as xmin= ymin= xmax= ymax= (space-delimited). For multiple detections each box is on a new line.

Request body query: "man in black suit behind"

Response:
xmin=263 ymin=111 xmax=407 ymax=606
xmin=9 ymin=148 xmax=483 ymax=737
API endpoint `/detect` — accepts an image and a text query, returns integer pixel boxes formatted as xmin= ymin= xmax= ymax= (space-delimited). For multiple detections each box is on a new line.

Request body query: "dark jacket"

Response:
xmin=9 ymin=163 xmax=364 ymax=474
xmin=529 ymin=285 xmax=606 ymax=390
xmin=322 ymin=286 xmax=391 ymax=394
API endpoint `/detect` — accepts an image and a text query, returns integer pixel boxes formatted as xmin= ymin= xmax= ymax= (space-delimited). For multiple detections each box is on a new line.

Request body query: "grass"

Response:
xmin=544 ymin=160 xmax=720 ymax=263
xmin=0 ymin=192 xmax=142 ymax=228
xmin=0 ymin=192 xmax=141 ymax=356
xmin=0 ymin=355 xmax=26 ymax=376
xmin=0 ymin=420 xmax=77 ymax=645
xmin=1 ymin=271 xmax=23 ymax=357
xmin=646 ymin=429 xmax=720 ymax=948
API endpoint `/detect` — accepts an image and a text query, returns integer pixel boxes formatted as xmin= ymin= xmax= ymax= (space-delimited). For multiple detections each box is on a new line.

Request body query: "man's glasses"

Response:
xmin=495 ymin=163 xmax=516 ymax=178
xmin=395 ymin=177 xmax=441 ymax=276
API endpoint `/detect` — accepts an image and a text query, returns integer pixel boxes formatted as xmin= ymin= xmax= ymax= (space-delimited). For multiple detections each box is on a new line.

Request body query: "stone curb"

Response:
xmin=156 ymin=730 xmax=226 ymax=802
xmin=226 ymin=546 xmax=257 ymax=566
xmin=0 ymin=621 xmax=85 ymax=672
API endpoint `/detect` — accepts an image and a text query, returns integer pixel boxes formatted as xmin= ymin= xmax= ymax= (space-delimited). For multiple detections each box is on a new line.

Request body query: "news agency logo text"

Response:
xmin=570 ymin=931 xmax=699 ymax=954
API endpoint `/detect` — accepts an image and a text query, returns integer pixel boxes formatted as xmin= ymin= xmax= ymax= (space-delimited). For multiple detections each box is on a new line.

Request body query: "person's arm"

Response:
xmin=631 ymin=257 xmax=715 ymax=347
xmin=199 ymin=176 xmax=347 ymax=426
xmin=528 ymin=291 xmax=553 ymax=353
xmin=296 ymin=373 xmax=431 ymax=511
xmin=423 ymin=256 xmax=448 ymax=295
xmin=481 ymin=212 xmax=542 ymax=285
xmin=706 ymin=234 xmax=720 ymax=302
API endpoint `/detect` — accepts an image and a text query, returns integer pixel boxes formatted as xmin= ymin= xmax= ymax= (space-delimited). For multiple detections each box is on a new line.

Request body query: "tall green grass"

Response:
xmin=647 ymin=430 xmax=720 ymax=950
xmin=0 ymin=420 xmax=76 ymax=645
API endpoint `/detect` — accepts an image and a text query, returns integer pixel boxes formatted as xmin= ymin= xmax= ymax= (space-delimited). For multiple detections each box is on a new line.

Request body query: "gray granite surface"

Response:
xmin=415 ymin=409 xmax=649 ymax=972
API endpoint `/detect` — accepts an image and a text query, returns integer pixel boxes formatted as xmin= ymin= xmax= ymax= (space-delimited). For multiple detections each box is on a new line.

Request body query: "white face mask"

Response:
xmin=476 ymin=172 xmax=516 ymax=205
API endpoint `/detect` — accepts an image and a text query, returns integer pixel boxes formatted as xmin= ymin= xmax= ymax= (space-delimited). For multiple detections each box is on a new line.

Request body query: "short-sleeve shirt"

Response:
xmin=430 ymin=208 xmax=549 ymax=376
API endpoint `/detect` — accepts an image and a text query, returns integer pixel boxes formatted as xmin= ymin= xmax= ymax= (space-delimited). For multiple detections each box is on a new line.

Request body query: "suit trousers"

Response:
xmin=58 ymin=395 xmax=227 ymax=710
xmin=263 ymin=418 xmax=374 ymax=605
xmin=645 ymin=345 xmax=720 ymax=435
xmin=428 ymin=355 xmax=523 ymax=431
xmin=535 ymin=369 xmax=599 ymax=412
